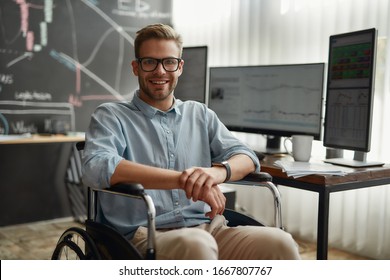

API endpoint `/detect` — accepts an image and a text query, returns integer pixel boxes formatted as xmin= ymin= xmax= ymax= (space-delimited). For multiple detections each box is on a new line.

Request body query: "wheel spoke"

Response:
xmin=51 ymin=227 xmax=100 ymax=260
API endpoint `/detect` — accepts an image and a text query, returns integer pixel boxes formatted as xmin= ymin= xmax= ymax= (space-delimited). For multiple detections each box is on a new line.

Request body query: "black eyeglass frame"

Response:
xmin=137 ymin=57 xmax=182 ymax=72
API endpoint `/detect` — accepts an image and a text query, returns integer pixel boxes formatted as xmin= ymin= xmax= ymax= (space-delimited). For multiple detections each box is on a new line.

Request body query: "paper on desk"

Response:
xmin=274 ymin=160 xmax=348 ymax=178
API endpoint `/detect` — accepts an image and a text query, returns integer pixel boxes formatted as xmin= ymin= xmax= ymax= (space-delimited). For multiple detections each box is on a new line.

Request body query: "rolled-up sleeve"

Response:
xmin=206 ymin=107 xmax=260 ymax=172
xmin=82 ymin=104 xmax=126 ymax=189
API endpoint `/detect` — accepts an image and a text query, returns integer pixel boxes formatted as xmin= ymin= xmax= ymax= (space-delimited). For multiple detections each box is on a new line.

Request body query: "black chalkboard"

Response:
xmin=0 ymin=0 xmax=172 ymax=134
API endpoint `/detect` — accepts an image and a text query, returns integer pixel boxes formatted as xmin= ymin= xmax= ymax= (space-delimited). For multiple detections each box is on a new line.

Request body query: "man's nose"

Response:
xmin=153 ymin=61 xmax=166 ymax=73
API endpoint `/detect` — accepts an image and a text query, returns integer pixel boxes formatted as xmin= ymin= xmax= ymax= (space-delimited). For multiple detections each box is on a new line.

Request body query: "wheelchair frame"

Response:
xmin=52 ymin=141 xmax=283 ymax=260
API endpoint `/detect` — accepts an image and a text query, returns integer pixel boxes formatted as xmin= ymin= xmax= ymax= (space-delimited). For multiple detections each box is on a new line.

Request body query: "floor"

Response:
xmin=0 ymin=218 xmax=370 ymax=260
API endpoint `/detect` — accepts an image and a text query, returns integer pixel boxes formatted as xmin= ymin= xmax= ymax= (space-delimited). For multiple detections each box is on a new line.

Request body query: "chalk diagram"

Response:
xmin=0 ymin=0 xmax=172 ymax=134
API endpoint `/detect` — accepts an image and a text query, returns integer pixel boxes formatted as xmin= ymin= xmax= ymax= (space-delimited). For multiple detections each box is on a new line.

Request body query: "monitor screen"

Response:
xmin=323 ymin=28 xmax=377 ymax=153
xmin=208 ymin=63 xmax=325 ymax=151
xmin=174 ymin=46 xmax=208 ymax=103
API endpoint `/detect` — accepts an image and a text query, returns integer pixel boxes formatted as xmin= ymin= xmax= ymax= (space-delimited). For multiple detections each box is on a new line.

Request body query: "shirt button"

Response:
xmin=170 ymin=154 xmax=174 ymax=158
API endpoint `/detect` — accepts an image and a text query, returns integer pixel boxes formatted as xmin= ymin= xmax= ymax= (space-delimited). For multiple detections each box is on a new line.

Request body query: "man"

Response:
xmin=82 ymin=23 xmax=300 ymax=260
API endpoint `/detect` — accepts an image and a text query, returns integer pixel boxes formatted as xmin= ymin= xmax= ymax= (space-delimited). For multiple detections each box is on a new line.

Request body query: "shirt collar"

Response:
xmin=132 ymin=90 xmax=182 ymax=118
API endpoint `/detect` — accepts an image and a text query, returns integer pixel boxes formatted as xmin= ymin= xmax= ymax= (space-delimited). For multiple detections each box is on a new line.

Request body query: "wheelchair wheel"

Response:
xmin=51 ymin=227 xmax=101 ymax=260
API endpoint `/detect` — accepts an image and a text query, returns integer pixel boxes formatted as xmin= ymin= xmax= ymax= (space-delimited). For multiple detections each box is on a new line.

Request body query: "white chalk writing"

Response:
xmin=15 ymin=91 xmax=52 ymax=101
xmin=0 ymin=74 xmax=14 ymax=85
xmin=11 ymin=120 xmax=38 ymax=133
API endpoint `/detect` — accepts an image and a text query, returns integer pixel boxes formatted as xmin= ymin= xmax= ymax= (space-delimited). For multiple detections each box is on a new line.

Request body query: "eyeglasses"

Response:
xmin=137 ymin=57 xmax=182 ymax=72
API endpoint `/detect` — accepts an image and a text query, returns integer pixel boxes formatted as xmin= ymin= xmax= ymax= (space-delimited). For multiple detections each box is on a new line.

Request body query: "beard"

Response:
xmin=139 ymin=75 xmax=178 ymax=102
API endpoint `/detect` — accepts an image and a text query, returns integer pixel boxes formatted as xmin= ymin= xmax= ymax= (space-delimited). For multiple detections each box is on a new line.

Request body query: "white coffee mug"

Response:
xmin=284 ymin=135 xmax=313 ymax=162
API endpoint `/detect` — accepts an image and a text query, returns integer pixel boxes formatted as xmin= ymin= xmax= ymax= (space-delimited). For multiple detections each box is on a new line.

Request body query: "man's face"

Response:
xmin=132 ymin=39 xmax=183 ymax=110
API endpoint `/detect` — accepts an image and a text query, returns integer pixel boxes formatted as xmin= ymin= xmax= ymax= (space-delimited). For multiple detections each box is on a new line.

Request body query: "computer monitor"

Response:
xmin=323 ymin=28 xmax=383 ymax=167
xmin=208 ymin=63 xmax=325 ymax=154
xmin=174 ymin=46 xmax=208 ymax=103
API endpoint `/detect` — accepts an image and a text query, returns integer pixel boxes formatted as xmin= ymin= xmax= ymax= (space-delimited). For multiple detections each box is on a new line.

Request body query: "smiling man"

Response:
xmin=132 ymin=42 xmax=182 ymax=109
xmin=81 ymin=23 xmax=300 ymax=260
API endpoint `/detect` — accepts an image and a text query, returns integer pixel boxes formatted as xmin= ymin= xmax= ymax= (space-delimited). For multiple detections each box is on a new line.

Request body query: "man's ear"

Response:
xmin=131 ymin=60 xmax=139 ymax=76
xmin=177 ymin=59 xmax=184 ymax=77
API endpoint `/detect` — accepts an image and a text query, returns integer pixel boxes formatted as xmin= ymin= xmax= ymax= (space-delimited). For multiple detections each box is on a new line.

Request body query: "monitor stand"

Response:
xmin=324 ymin=150 xmax=384 ymax=168
xmin=260 ymin=135 xmax=287 ymax=155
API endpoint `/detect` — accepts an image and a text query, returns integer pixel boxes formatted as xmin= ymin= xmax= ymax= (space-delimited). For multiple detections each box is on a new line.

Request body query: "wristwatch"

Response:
xmin=212 ymin=161 xmax=231 ymax=183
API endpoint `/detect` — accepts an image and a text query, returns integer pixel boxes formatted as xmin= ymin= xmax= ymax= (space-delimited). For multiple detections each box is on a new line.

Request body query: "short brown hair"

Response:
xmin=134 ymin=23 xmax=183 ymax=58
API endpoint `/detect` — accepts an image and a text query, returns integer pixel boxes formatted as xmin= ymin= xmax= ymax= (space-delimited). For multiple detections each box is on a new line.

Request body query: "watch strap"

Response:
xmin=212 ymin=161 xmax=231 ymax=183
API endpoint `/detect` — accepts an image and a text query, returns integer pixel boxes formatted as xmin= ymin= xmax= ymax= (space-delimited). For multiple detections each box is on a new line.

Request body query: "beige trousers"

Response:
xmin=130 ymin=215 xmax=301 ymax=260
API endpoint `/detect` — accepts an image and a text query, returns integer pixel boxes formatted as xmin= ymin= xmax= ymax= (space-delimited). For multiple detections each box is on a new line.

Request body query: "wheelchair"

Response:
xmin=51 ymin=141 xmax=283 ymax=260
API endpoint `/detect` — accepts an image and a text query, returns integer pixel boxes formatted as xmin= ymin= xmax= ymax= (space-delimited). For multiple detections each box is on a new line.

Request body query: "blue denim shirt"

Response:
xmin=82 ymin=91 xmax=259 ymax=239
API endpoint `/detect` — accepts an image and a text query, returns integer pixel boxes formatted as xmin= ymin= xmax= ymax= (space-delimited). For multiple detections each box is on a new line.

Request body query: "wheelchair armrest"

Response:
xmin=239 ymin=171 xmax=272 ymax=183
xmin=90 ymin=183 xmax=146 ymax=200
xmin=108 ymin=183 xmax=145 ymax=197
xmin=88 ymin=183 xmax=156 ymax=259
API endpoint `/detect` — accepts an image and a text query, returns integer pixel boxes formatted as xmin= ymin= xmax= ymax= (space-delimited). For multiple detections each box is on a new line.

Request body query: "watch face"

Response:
xmin=212 ymin=161 xmax=228 ymax=166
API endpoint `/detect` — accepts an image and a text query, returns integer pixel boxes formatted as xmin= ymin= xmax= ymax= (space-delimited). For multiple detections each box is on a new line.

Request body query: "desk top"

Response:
xmin=0 ymin=133 xmax=85 ymax=144
xmin=260 ymin=155 xmax=390 ymax=187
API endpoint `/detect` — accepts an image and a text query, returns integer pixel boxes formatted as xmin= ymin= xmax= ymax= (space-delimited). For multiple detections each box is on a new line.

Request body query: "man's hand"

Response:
xmin=202 ymin=185 xmax=226 ymax=219
xmin=178 ymin=167 xmax=226 ymax=219
xmin=178 ymin=167 xmax=225 ymax=201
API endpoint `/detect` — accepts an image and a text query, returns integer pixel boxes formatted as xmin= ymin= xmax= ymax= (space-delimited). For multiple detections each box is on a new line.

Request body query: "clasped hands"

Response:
xmin=178 ymin=166 xmax=227 ymax=219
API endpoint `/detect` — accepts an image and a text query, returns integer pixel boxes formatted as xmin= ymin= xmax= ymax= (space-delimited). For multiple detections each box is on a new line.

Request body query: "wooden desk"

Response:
xmin=0 ymin=134 xmax=84 ymax=144
xmin=260 ymin=155 xmax=390 ymax=260
xmin=0 ymin=134 xmax=84 ymax=226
